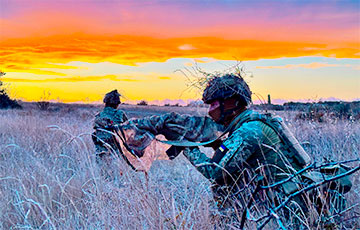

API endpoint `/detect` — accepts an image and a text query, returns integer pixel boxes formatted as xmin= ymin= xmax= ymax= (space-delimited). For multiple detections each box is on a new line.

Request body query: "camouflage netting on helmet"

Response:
xmin=115 ymin=112 xmax=223 ymax=171
xmin=202 ymin=73 xmax=252 ymax=104
xmin=103 ymin=89 xmax=121 ymax=104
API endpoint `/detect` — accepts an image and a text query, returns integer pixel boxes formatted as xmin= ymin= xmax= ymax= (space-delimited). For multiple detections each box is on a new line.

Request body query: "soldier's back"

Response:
xmin=93 ymin=107 xmax=128 ymax=154
xmin=94 ymin=107 xmax=127 ymax=129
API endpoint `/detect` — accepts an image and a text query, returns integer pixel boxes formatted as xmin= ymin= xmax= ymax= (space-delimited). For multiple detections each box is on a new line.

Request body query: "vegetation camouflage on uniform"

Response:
xmin=93 ymin=107 xmax=128 ymax=153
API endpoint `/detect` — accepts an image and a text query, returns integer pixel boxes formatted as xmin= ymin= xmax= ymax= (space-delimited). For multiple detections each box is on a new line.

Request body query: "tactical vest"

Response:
xmin=233 ymin=112 xmax=312 ymax=169
xmin=234 ymin=112 xmax=352 ymax=197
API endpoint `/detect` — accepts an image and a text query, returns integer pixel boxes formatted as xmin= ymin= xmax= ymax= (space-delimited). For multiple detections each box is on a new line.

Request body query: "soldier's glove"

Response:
xmin=166 ymin=146 xmax=185 ymax=160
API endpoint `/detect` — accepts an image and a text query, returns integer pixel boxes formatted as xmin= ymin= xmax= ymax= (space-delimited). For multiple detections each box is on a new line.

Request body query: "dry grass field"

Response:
xmin=0 ymin=103 xmax=359 ymax=229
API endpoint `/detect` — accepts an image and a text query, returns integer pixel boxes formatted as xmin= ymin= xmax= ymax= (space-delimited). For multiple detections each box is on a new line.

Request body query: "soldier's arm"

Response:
xmin=183 ymin=122 xmax=261 ymax=181
xmin=126 ymin=112 xmax=222 ymax=142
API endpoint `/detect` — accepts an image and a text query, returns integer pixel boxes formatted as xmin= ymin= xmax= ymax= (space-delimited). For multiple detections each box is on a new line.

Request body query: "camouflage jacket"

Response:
xmin=122 ymin=110 xmax=305 ymax=186
xmin=126 ymin=112 xmax=223 ymax=143
xmin=124 ymin=110 xmax=299 ymax=184
xmin=92 ymin=107 xmax=128 ymax=153
xmin=182 ymin=109 xmax=297 ymax=188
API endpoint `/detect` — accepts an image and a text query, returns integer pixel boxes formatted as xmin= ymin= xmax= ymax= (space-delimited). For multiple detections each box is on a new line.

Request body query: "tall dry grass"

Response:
xmin=0 ymin=105 xmax=359 ymax=229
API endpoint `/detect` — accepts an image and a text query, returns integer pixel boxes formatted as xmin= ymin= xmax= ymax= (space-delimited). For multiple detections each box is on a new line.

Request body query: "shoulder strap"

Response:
xmin=233 ymin=113 xmax=287 ymax=146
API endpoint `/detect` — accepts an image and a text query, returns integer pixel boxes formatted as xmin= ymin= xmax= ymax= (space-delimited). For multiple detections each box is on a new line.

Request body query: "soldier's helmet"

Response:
xmin=202 ymin=73 xmax=252 ymax=105
xmin=103 ymin=90 xmax=121 ymax=105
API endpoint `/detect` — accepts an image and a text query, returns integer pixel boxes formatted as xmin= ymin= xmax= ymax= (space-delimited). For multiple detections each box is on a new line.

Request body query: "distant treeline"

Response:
xmin=0 ymin=72 xmax=21 ymax=109
xmin=251 ymin=101 xmax=360 ymax=120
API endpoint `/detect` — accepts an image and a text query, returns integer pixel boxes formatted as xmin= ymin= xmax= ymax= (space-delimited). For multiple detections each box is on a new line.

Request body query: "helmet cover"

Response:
xmin=202 ymin=74 xmax=252 ymax=104
xmin=103 ymin=89 xmax=121 ymax=104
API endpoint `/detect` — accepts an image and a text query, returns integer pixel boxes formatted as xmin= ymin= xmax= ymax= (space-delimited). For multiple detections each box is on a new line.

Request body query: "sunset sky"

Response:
xmin=0 ymin=0 xmax=359 ymax=104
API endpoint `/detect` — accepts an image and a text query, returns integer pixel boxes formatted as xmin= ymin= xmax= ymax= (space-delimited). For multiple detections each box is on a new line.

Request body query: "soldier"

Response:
xmin=118 ymin=74 xmax=352 ymax=228
xmin=181 ymin=74 xmax=312 ymax=226
xmin=178 ymin=74 xmax=352 ymax=228
xmin=120 ymin=74 xmax=311 ymax=221
xmin=92 ymin=90 xmax=128 ymax=176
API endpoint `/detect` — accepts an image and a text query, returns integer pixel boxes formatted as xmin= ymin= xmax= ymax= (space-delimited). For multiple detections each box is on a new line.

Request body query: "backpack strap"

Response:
xmin=232 ymin=113 xmax=287 ymax=146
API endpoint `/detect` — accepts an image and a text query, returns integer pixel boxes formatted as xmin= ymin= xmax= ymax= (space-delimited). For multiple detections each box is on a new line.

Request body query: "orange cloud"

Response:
xmin=1 ymin=34 xmax=359 ymax=76
xmin=1 ymin=1 xmax=358 ymax=103
xmin=1 ymin=75 xmax=139 ymax=83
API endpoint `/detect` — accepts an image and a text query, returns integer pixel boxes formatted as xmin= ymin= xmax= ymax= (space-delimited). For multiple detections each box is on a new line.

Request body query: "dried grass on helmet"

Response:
xmin=177 ymin=62 xmax=253 ymax=104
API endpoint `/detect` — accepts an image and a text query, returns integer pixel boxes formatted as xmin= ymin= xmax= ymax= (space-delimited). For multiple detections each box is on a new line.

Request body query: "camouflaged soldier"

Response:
xmin=92 ymin=90 xmax=128 ymax=159
xmin=123 ymin=74 xmax=312 ymax=208
xmin=179 ymin=74 xmax=319 ymax=226
xmin=187 ymin=74 xmax=355 ymax=229
xmin=117 ymin=74 xmax=352 ymax=228
xmin=183 ymin=74 xmax=310 ymax=190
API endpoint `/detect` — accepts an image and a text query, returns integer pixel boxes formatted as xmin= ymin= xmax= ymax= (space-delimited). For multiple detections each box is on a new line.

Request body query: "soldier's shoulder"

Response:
xmin=114 ymin=109 xmax=127 ymax=118
xmin=100 ymin=107 xmax=118 ymax=117
xmin=234 ymin=120 xmax=262 ymax=136
xmin=115 ymin=109 xmax=126 ymax=115
xmin=94 ymin=110 xmax=106 ymax=120
xmin=232 ymin=110 xmax=265 ymax=136
xmin=94 ymin=109 xmax=113 ymax=126
xmin=246 ymin=109 xmax=261 ymax=117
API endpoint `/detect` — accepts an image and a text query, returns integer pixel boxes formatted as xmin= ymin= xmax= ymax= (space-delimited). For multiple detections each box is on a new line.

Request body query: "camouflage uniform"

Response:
xmin=120 ymin=108 xmax=309 ymax=225
xmin=182 ymin=109 xmax=312 ymax=225
xmin=92 ymin=89 xmax=128 ymax=181
xmin=117 ymin=74 xmax=351 ymax=228
xmin=92 ymin=106 xmax=128 ymax=154
xmin=183 ymin=109 xmax=283 ymax=182
xmin=126 ymin=112 xmax=223 ymax=146
xmin=184 ymin=110 xmax=274 ymax=180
